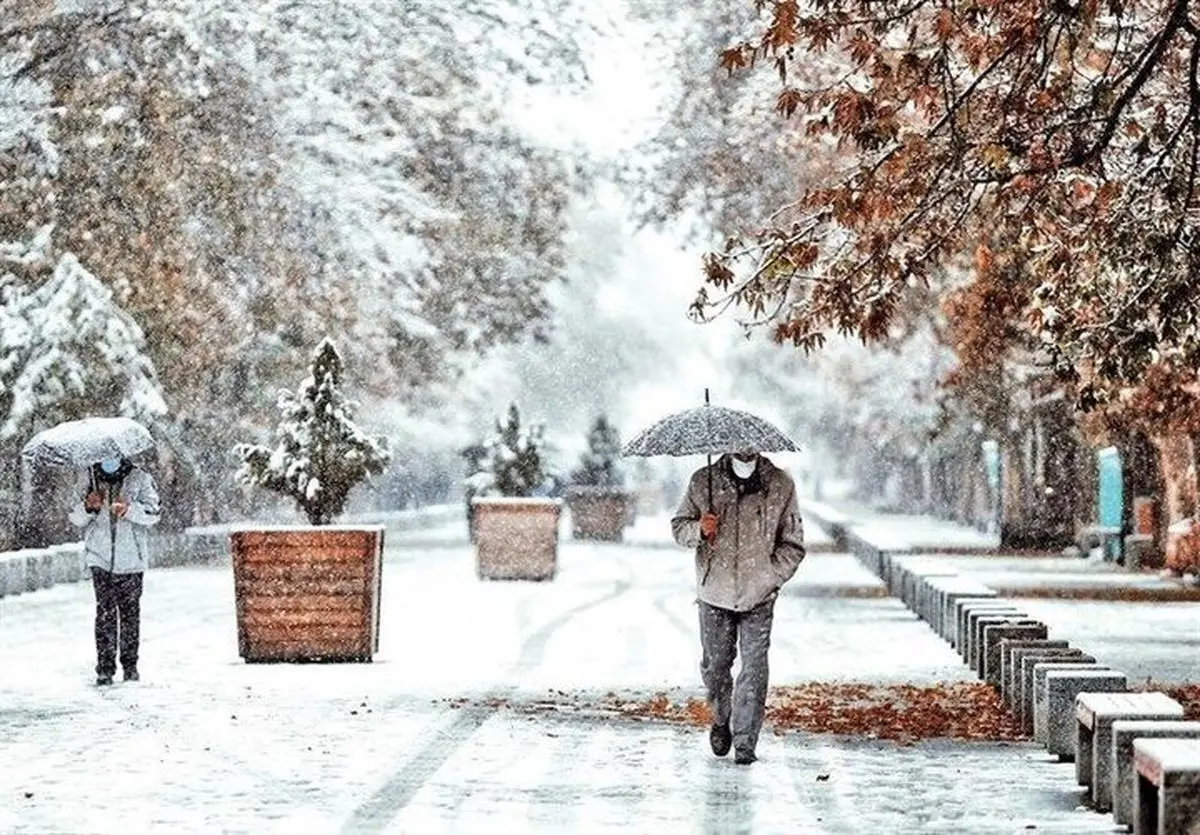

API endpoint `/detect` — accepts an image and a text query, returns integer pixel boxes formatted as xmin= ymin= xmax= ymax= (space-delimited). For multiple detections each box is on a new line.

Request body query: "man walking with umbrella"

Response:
xmin=671 ymin=448 xmax=806 ymax=764
xmin=68 ymin=456 xmax=160 ymax=686
xmin=623 ymin=394 xmax=807 ymax=763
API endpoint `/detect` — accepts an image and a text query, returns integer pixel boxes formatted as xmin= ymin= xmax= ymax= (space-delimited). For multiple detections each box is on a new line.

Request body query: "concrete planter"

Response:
xmin=564 ymin=487 xmax=634 ymax=542
xmin=230 ymin=525 xmax=384 ymax=663
xmin=471 ymin=498 xmax=561 ymax=581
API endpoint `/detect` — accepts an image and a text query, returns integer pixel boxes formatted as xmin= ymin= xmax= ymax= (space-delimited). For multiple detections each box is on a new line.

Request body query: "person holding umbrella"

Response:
xmin=23 ymin=417 xmax=161 ymax=686
xmin=67 ymin=454 xmax=161 ymax=686
xmin=670 ymin=448 xmax=806 ymax=764
xmin=624 ymin=394 xmax=805 ymax=765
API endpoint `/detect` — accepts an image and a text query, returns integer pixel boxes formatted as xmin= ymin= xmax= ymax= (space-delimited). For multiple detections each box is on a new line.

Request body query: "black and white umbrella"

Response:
xmin=621 ymin=402 xmax=799 ymax=458
xmin=21 ymin=416 xmax=155 ymax=469
xmin=621 ymin=391 xmax=798 ymax=509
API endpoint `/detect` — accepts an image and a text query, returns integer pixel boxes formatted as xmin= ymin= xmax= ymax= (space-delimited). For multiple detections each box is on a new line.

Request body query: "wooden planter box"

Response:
xmin=471 ymin=498 xmax=560 ymax=581
xmin=565 ymin=487 xmax=634 ymax=542
xmin=230 ymin=525 xmax=384 ymax=663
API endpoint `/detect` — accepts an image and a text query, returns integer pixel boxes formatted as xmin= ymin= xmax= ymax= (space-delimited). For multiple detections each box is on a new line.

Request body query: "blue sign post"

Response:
xmin=982 ymin=439 xmax=1001 ymax=535
xmin=1097 ymin=446 xmax=1123 ymax=561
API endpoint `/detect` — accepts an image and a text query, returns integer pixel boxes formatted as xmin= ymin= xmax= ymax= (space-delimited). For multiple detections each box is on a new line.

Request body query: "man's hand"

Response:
xmin=110 ymin=499 xmax=128 ymax=518
xmin=699 ymin=512 xmax=719 ymax=541
xmin=84 ymin=491 xmax=104 ymax=513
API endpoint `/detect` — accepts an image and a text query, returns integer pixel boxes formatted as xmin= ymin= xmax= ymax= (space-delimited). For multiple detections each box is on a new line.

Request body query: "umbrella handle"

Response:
xmin=706 ymin=453 xmax=713 ymax=513
xmin=704 ymin=390 xmax=712 ymax=511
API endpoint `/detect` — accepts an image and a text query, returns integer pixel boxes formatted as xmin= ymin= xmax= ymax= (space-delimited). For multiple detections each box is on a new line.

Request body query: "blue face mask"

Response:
xmin=99 ymin=458 xmax=121 ymax=475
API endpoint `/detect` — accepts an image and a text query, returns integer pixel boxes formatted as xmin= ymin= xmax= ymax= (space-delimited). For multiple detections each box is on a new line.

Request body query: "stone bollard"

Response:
xmin=0 ymin=554 xmax=23 ymax=598
xmin=1006 ymin=644 xmax=1074 ymax=714
xmin=38 ymin=552 xmax=54 ymax=589
xmin=1074 ymin=692 xmax=1183 ymax=813
xmin=1029 ymin=659 xmax=1104 ymax=741
xmin=50 ymin=544 xmax=83 ymax=583
xmin=1111 ymin=719 xmax=1200 ymax=828
xmin=962 ymin=607 xmax=1024 ymax=663
xmin=896 ymin=559 xmax=956 ymax=612
xmin=1043 ymin=669 xmax=1127 ymax=759
xmin=931 ymin=581 xmax=997 ymax=642
xmin=1131 ymin=737 xmax=1200 ymax=834
xmin=1123 ymin=534 xmax=1156 ymax=570
xmin=23 ymin=551 xmax=43 ymax=592
xmin=954 ymin=600 xmax=1019 ymax=652
xmin=970 ymin=614 xmax=1034 ymax=674
xmin=982 ymin=624 xmax=1049 ymax=688
xmin=1000 ymin=640 xmax=1069 ymax=707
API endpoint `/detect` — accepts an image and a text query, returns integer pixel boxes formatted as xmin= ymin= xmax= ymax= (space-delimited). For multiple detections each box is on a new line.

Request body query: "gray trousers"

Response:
xmin=698 ymin=597 xmax=775 ymax=753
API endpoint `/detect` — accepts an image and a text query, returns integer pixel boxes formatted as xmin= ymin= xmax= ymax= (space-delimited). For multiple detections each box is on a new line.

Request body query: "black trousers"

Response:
xmin=90 ymin=567 xmax=143 ymax=676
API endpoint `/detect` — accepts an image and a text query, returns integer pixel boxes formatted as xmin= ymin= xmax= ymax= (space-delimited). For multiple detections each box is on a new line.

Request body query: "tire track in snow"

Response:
xmin=341 ymin=574 xmax=634 ymax=834
xmin=651 ymin=590 xmax=696 ymax=641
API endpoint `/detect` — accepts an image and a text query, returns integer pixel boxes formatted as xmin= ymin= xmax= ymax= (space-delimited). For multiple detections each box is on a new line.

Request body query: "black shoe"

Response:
xmin=709 ymin=723 xmax=732 ymax=757
xmin=123 ymin=667 xmax=139 ymax=682
xmin=96 ymin=674 xmax=113 ymax=686
xmin=734 ymin=749 xmax=757 ymax=765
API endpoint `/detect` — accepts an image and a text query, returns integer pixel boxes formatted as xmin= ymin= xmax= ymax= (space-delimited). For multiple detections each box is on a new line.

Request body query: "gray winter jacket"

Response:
xmin=67 ymin=467 xmax=161 ymax=574
xmin=671 ymin=455 xmax=806 ymax=611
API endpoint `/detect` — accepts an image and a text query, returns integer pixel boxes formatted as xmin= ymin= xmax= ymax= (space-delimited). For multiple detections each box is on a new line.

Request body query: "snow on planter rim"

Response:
xmin=228 ymin=523 xmax=386 ymax=532
xmin=469 ymin=497 xmax=564 ymax=506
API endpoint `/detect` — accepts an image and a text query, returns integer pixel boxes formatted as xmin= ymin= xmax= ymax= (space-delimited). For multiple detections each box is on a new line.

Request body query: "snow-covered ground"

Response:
xmin=850 ymin=514 xmax=1002 ymax=552
xmin=0 ymin=525 xmax=1162 ymax=833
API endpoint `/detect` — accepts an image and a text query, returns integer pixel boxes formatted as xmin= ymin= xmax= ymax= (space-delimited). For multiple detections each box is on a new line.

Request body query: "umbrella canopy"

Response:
xmin=21 ymin=417 xmax=155 ymax=469
xmin=621 ymin=403 xmax=799 ymax=458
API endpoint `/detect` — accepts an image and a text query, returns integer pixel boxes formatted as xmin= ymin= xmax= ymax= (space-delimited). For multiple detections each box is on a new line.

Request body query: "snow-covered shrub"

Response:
xmin=0 ymin=250 xmax=168 ymax=441
xmin=235 ymin=338 xmax=391 ymax=525
xmin=466 ymin=403 xmax=552 ymax=499
xmin=570 ymin=415 xmax=625 ymax=489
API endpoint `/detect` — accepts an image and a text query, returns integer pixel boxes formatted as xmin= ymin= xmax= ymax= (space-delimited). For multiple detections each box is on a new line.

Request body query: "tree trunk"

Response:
xmin=1189 ymin=433 xmax=1200 ymax=515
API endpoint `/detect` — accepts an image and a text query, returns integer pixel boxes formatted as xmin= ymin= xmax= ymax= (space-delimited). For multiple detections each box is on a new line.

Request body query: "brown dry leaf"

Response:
xmin=1146 ymin=684 xmax=1200 ymax=720
xmin=490 ymin=683 xmax=1028 ymax=742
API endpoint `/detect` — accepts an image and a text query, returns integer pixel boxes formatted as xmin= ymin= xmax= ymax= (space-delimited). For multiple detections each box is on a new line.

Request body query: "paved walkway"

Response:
xmin=0 ymin=515 xmax=1185 ymax=833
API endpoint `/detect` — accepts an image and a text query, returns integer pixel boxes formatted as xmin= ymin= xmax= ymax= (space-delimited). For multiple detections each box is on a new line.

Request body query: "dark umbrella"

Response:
xmin=21 ymin=416 xmax=155 ymax=469
xmin=621 ymin=390 xmax=799 ymax=510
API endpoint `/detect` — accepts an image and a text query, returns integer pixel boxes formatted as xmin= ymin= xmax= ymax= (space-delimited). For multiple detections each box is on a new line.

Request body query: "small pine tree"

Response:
xmin=467 ymin=403 xmax=550 ymax=498
xmin=571 ymin=415 xmax=624 ymax=488
xmin=235 ymin=338 xmax=391 ymax=525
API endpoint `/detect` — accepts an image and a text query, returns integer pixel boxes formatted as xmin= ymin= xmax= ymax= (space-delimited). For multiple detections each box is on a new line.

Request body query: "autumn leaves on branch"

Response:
xmin=696 ymin=0 xmax=1200 ymax=412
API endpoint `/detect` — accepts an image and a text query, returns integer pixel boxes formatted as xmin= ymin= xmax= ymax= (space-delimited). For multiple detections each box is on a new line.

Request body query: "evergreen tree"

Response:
xmin=571 ymin=415 xmax=625 ymax=488
xmin=0 ymin=251 xmax=167 ymax=441
xmin=467 ymin=403 xmax=550 ymax=498
xmin=235 ymin=338 xmax=391 ymax=525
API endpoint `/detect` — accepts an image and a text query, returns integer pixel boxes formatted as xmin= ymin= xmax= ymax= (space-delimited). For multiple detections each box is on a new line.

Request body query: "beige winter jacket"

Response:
xmin=671 ymin=455 xmax=806 ymax=612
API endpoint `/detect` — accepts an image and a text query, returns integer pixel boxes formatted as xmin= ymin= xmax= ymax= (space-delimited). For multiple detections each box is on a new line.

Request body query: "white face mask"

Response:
xmin=731 ymin=456 xmax=758 ymax=479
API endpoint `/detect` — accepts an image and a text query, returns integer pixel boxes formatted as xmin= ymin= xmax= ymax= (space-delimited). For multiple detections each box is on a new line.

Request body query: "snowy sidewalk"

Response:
xmin=0 ymin=527 xmax=1132 ymax=834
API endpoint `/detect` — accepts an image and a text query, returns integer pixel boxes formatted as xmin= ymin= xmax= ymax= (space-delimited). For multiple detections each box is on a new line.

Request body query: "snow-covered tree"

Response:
xmin=0 ymin=250 xmax=168 ymax=441
xmin=235 ymin=338 xmax=391 ymax=526
xmin=731 ymin=321 xmax=952 ymax=508
xmin=626 ymin=0 xmax=826 ymax=237
xmin=1 ymin=0 xmax=602 ymax=522
xmin=570 ymin=415 xmax=626 ymax=488
xmin=691 ymin=0 xmax=1200 ymax=409
xmin=467 ymin=404 xmax=553 ymax=499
